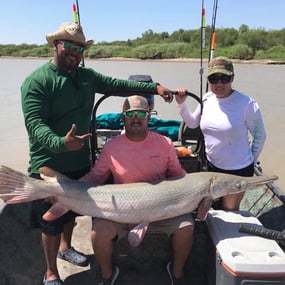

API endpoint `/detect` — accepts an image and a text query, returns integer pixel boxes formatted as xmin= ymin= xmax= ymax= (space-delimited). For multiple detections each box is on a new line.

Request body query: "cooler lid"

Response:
xmin=206 ymin=210 xmax=285 ymax=274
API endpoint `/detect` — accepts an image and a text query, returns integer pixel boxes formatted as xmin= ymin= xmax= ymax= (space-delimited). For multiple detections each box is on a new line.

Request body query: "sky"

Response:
xmin=1 ymin=0 xmax=285 ymax=45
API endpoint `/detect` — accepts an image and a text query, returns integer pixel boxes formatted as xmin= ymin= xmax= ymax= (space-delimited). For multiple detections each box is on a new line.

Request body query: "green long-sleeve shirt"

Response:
xmin=21 ymin=61 xmax=158 ymax=174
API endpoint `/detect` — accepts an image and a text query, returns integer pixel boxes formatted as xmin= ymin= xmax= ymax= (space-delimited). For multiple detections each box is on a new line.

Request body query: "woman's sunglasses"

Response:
xmin=208 ymin=74 xmax=232 ymax=84
xmin=57 ymin=41 xmax=85 ymax=53
xmin=123 ymin=110 xmax=149 ymax=119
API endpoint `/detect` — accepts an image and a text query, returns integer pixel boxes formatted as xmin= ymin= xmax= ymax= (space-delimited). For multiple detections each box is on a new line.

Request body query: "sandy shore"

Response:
xmin=2 ymin=55 xmax=285 ymax=65
xmin=92 ymin=57 xmax=285 ymax=65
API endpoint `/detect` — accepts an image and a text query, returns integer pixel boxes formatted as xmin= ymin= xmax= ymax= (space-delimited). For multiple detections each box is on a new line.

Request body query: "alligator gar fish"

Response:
xmin=0 ymin=165 xmax=278 ymax=246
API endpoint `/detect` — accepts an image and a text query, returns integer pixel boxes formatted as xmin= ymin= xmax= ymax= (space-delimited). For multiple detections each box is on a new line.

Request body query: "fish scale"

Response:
xmin=0 ymin=165 xmax=278 ymax=225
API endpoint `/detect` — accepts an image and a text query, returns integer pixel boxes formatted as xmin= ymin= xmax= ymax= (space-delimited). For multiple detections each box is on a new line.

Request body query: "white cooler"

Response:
xmin=206 ymin=210 xmax=285 ymax=285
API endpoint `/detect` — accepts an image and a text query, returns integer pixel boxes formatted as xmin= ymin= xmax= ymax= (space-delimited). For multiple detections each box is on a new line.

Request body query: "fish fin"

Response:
xmin=196 ymin=197 xmax=213 ymax=221
xmin=42 ymin=203 xmax=70 ymax=221
xmin=128 ymin=221 xmax=149 ymax=247
xmin=0 ymin=165 xmax=48 ymax=203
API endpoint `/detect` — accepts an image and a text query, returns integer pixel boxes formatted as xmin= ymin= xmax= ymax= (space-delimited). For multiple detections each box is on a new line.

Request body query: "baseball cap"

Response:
xmin=122 ymin=95 xmax=150 ymax=112
xmin=207 ymin=56 xmax=234 ymax=77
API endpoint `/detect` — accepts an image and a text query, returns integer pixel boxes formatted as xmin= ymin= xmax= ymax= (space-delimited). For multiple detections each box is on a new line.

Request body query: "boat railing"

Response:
xmin=90 ymin=90 xmax=204 ymax=167
xmin=254 ymin=163 xmax=285 ymax=205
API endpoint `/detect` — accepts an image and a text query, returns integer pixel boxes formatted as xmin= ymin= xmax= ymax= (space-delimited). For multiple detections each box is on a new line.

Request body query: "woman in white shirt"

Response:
xmin=175 ymin=56 xmax=266 ymax=210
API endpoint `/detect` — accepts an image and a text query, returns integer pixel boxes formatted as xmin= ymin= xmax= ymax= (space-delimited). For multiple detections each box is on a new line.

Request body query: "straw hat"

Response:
xmin=46 ymin=22 xmax=94 ymax=49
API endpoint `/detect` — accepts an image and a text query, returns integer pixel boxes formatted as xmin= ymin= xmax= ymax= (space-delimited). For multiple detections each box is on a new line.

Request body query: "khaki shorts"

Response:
xmin=92 ymin=213 xmax=194 ymax=239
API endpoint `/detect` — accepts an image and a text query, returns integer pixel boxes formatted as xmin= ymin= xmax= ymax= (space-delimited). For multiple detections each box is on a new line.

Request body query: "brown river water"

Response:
xmin=0 ymin=58 xmax=284 ymax=191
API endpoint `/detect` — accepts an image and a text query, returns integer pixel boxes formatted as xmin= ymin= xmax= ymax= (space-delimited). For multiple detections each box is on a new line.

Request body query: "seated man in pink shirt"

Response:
xmin=81 ymin=95 xmax=193 ymax=285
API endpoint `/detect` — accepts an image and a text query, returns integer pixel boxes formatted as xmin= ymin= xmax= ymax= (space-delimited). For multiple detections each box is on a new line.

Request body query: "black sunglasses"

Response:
xmin=208 ymin=74 xmax=232 ymax=84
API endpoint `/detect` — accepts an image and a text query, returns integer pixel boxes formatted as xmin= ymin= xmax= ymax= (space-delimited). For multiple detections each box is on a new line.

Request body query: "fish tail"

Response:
xmin=0 ymin=165 xmax=49 ymax=205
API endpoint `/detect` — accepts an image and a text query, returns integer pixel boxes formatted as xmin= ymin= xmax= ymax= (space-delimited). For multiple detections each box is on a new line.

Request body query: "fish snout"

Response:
xmin=210 ymin=173 xmax=279 ymax=200
xmin=245 ymin=174 xmax=278 ymax=187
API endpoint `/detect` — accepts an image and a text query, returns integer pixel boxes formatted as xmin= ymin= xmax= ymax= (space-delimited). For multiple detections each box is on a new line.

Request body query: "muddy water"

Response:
xmin=0 ymin=58 xmax=284 ymax=190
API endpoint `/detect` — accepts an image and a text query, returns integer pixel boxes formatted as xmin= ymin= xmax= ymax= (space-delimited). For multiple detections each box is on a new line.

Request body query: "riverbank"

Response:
xmin=1 ymin=56 xmax=285 ymax=65
xmin=92 ymin=57 xmax=285 ymax=65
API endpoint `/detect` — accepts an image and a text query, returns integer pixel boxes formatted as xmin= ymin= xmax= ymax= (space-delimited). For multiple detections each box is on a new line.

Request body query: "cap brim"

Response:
xmin=125 ymin=107 xmax=149 ymax=112
xmin=208 ymin=68 xmax=234 ymax=77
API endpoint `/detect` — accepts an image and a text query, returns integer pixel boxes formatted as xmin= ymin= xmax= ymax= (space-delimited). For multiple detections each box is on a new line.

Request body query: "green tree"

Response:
xmin=239 ymin=24 xmax=249 ymax=35
xmin=216 ymin=28 xmax=239 ymax=47
xmin=239 ymin=29 xmax=268 ymax=51
xmin=1 ymin=26 xmax=285 ymax=61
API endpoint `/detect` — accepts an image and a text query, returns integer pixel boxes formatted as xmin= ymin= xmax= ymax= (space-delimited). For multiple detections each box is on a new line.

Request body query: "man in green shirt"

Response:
xmin=21 ymin=22 xmax=174 ymax=285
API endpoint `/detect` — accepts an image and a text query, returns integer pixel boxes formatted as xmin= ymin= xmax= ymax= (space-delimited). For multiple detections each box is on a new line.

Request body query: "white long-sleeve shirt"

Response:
xmin=177 ymin=90 xmax=266 ymax=170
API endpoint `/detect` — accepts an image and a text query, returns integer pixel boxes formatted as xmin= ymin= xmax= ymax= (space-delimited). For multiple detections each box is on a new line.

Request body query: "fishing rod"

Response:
xmin=194 ymin=0 xmax=208 ymax=171
xmin=208 ymin=0 xmax=218 ymax=62
xmin=72 ymin=3 xmax=79 ymax=24
xmin=205 ymin=0 xmax=218 ymax=92
xmin=199 ymin=0 xmax=206 ymax=99
xmin=72 ymin=1 xmax=85 ymax=66
xmin=239 ymin=223 xmax=285 ymax=244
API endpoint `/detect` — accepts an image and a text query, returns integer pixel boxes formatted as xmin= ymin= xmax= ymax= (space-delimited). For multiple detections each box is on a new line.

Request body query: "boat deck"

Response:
xmin=58 ymin=216 xmax=215 ymax=285
xmin=1 ymin=190 xmax=284 ymax=285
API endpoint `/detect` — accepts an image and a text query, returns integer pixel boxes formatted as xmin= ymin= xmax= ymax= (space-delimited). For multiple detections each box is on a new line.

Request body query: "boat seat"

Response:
xmin=178 ymin=121 xmax=202 ymax=152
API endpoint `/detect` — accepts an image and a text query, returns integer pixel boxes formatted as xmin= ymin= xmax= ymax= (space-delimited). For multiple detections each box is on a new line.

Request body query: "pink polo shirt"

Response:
xmin=81 ymin=131 xmax=186 ymax=184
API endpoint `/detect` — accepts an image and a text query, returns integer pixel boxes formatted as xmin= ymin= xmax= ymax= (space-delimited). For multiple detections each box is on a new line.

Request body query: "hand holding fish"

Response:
xmin=65 ymin=124 xmax=92 ymax=151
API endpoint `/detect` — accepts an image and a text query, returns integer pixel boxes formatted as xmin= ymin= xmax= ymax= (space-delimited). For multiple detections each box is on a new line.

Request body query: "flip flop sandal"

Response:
xmin=43 ymin=275 xmax=63 ymax=285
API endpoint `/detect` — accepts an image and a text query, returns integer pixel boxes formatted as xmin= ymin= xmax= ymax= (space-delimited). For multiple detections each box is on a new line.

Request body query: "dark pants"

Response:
xmin=207 ymin=161 xmax=254 ymax=177
xmin=29 ymin=167 xmax=90 ymax=236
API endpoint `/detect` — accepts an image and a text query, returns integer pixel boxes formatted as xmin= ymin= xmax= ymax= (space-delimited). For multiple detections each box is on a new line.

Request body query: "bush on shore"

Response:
xmin=1 ymin=25 xmax=285 ymax=61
